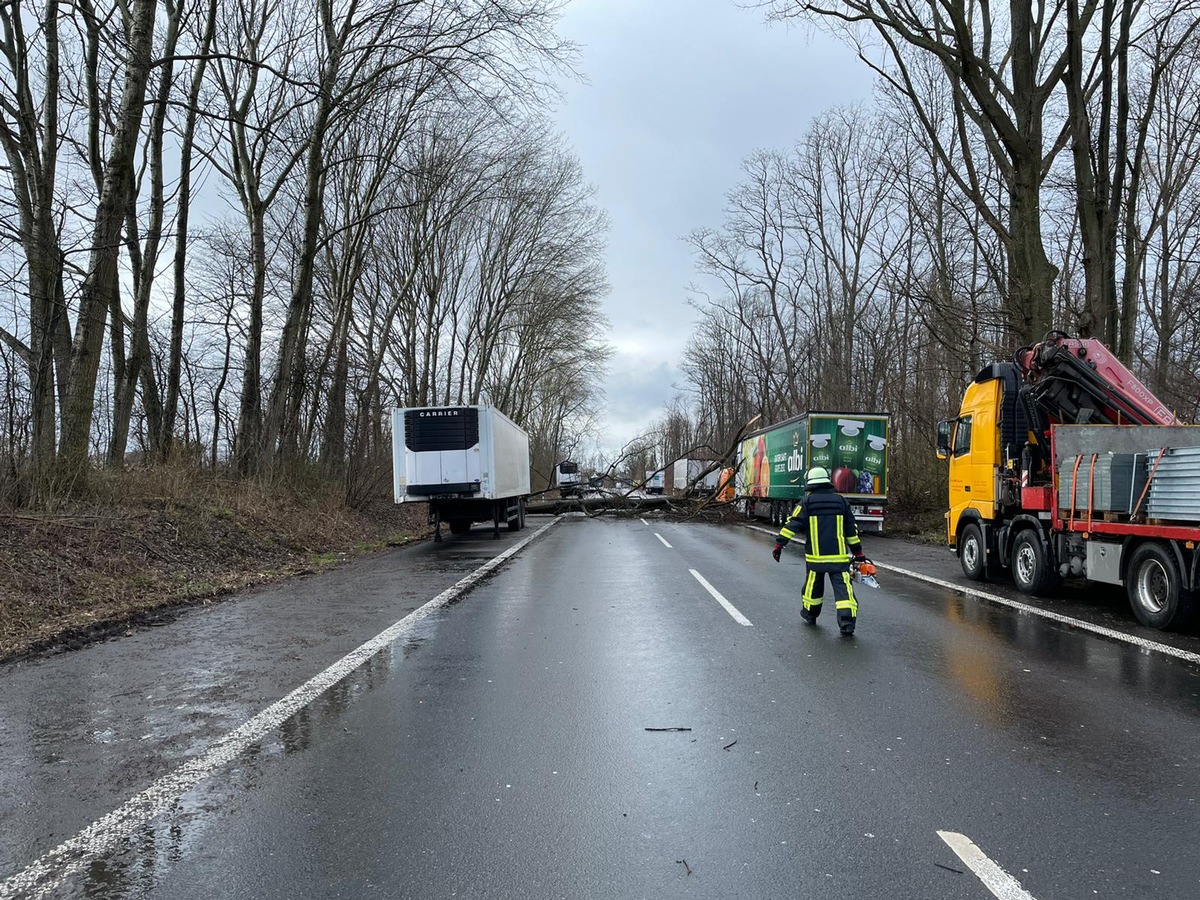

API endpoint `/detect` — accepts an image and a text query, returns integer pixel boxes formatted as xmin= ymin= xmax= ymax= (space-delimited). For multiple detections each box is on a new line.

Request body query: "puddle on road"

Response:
xmin=885 ymin=582 xmax=1200 ymax=786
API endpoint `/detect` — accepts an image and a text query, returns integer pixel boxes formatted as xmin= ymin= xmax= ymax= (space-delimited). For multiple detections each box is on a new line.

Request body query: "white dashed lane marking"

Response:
xmin=690 ymin=569 xmax=753 ymax=627
xmin=938 ymin=831 xmax=1039 ymax=900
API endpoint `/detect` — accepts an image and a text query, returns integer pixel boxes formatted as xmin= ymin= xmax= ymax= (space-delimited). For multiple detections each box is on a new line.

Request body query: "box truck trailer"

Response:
xmin=392 ymin=405 xmax=530 ymax=541
xmin=672 ymin=458 xmax=724 ymax=496
xmin=736 ymin=411 xmax=890 ymax=532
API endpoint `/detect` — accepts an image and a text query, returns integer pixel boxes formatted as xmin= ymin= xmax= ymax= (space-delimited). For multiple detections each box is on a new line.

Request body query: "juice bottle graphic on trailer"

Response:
xmin=861 ymin=433 xmax=887 ymax=494
xmin=809 ymin=431 xmax=834 ymax=474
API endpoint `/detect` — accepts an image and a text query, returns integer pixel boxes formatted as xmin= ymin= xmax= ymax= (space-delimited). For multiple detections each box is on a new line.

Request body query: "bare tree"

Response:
xmin=161 ymin=0 xmax=220 ymax=460
xmin=0 ymin=0 xmax=65 ymax=486
xmin=58 ymin=0 xmax=158 ymax=477
xmin=203 ymin=0 xmax=312 ymax=474
xmin=757 ymin=0 xmax=1103 ymax=343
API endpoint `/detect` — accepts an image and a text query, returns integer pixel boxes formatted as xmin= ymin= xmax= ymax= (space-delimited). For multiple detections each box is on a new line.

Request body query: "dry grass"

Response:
xmin=0 ymin=466 xmax=427 ymax=661
xmin=883 ymin=506 xmax=948 ymax=545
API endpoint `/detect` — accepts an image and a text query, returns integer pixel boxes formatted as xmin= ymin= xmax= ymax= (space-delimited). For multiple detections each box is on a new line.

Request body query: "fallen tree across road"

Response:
xmin=526 ymin=493 xmax=744 ymax=522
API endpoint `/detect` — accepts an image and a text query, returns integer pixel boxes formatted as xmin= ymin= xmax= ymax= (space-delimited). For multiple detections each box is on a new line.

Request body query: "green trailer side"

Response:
xmin=737 ymin=411 xmax=890 ymax=532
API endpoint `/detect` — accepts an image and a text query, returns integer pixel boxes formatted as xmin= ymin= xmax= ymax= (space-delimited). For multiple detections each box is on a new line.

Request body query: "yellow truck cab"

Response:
xmin=938 ymin=362 xmax=1038 ymax=584
xmin=945 ymin=376 xmax=1002 ymax=545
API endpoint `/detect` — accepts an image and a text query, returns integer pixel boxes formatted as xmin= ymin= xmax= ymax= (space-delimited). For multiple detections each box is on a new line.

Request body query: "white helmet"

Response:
xmin=805 ymin=466 xmax=831 ymax=487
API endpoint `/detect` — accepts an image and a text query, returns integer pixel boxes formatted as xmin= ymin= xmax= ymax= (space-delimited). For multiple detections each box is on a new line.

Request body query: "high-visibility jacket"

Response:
xmin=776 ymin=486 xmax=863 ymax=570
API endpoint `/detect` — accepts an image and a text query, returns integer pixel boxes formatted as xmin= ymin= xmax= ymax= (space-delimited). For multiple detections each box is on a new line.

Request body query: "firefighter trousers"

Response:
xmin=801 ymin=566 xmax=858 ymax=629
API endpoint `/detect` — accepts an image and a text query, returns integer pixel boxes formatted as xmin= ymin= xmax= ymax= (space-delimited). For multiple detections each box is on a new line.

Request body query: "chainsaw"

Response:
xmin=853 ymin=559 xmax=880 ymax=589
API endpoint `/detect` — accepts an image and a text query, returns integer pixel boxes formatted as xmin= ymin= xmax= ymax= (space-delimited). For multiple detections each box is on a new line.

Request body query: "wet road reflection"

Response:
xmin=3 ymin=517 xmax=1199 ymax=899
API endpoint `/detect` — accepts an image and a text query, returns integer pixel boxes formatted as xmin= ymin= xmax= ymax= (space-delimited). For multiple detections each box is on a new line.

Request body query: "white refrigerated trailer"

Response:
xmin=392 ymin=405 xmax=531 ymax=541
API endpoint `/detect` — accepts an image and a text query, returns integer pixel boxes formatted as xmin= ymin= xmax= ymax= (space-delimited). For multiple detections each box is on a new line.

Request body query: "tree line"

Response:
xmin=649 ymin=0 xmax=1200 ymax=510
xmin=0 ymin=0 xmax=608 ymax=504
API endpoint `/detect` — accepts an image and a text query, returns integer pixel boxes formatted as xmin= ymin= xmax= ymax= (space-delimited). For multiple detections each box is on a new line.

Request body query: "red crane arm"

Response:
xmin=1015 ymin=333 xmax=1178 ymax=427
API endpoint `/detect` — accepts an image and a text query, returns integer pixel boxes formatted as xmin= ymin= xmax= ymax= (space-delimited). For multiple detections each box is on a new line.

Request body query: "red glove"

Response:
xmin=772 ymin=543 xmax=783 ymax=562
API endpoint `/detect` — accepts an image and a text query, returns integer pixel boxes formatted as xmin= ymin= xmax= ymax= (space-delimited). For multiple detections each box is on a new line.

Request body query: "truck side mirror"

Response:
xmin=936 ymin=421 xmax=951 ymax=460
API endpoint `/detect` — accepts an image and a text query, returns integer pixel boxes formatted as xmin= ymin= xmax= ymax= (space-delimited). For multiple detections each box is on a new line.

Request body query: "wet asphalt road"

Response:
xmin=2 ymin=515 xmax=1200 ymax=899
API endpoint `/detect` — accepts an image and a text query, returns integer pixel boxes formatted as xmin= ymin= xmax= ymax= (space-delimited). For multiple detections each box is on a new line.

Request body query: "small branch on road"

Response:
xmin=934 ymin=863 xmax=965 ymax=875
xmin=645 ymin=726 xmax=692 ymax=732
xmin=676 ymin=859 xmax=693 ymax=876
xmin=723 ymin=740 xmax=737 ymax=751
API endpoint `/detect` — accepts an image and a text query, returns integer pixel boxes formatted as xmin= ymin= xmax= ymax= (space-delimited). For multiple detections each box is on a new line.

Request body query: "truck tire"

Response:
xmin=958 ymin=522 xmax=986 ymax=582
xmin=448 ymin=520 xmax=471 ymax=535
xmin=1126 ymin=542 xmax=1196 ymax=630
xmin=1010 ymin=528 xmax=1060 ymax=595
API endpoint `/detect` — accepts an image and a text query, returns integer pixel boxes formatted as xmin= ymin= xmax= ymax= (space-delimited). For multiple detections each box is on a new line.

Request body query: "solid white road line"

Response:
xmin=690 ymin=569 xmax=753 ymax=627
xmin=877 ymin=562 xmax=1200 ymax=667
xmin=0 ymin=518 xmax=562 ymax=900
xmin=641 ymin=518 xmax=650 ymax=526
xmin=938 ymin=831 xmax=1039 ymax=900
xmin=743 ymin=523 xmax=1200 ymax=668
xmin=654 ymin=533 xmax=672 ymax=548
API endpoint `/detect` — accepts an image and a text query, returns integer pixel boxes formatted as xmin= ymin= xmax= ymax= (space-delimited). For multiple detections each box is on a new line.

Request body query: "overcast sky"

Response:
xmin=551 ymin=0 xmax=874 ymax=455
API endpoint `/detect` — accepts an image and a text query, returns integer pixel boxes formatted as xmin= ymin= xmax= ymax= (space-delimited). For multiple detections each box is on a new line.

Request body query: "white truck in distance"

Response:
xmin=646 ymin=471 xmax=666 ymax=494
xmin=392 ymin=405 xmax=530 ymax=541
xmin=556 ymin=460 xmax=583 ymax=497
xmin=673 ymin=458 xmax=721 ymax=495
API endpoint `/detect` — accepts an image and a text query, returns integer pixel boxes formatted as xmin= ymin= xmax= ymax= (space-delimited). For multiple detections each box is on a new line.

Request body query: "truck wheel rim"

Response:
xmin=1136 ymin=560 xmax=1169 ymax=615
xmin=1016 ymin=544 xmax=1036 ymax=584
xmin=964 ymin=536 xmax=979 ymax=571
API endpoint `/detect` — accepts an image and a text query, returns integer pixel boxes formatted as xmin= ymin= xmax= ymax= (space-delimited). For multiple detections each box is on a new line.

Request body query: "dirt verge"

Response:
xmin=0 ymin=468 xmax=427 ymax=662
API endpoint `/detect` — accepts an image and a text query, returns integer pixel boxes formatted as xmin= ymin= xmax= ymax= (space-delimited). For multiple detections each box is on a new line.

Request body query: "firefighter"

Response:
xmin=771 ymin=466 xmax=867 ymax=635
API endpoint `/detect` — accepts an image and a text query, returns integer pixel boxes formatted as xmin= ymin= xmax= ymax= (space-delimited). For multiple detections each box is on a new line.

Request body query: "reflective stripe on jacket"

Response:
xmin=776 ymin=486 xmax=862 ymax=568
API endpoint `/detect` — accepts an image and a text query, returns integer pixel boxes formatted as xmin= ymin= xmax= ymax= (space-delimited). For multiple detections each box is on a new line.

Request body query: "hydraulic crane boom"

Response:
xmin=1015 ymin=332 xmax=1178 ymax=427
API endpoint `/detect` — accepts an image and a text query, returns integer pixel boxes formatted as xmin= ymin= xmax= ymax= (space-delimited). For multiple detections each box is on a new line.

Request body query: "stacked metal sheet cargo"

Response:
xmin=1146 ymin=447 xmax=1200 ymax=523
xmin=1057 ymin=453 xmax=1147 ymax=514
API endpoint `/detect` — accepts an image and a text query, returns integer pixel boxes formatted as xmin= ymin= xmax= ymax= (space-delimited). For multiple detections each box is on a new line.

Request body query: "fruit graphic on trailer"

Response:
xmin=831 ymin=467 xmax=857 ymax=493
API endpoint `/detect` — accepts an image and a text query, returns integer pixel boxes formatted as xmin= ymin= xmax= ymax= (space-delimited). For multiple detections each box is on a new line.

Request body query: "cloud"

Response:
xmin=553 ymin=0 xmax=874 ymax=450
xmin=599 ymin=351 xmax=689 ymax=451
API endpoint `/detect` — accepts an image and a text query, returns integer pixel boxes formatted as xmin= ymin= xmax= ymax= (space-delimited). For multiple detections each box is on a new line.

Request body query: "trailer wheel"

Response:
xmin=1010 ymin=528 xmax=1060 ymax=595
xmin=448 ymin=520 xmax=471 ymax=535
xmin=958 ymin=523 xmax=986 ymax=582
xmin=1126 ymin=543 xmax=1196 ymax=630
xmin=507 ymin=499 xmax=522 ymax=532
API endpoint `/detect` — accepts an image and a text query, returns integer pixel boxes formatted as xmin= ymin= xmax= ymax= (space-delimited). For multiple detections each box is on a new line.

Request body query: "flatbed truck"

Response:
xmin=939 ymin=332 xmax=1200 ymax=630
